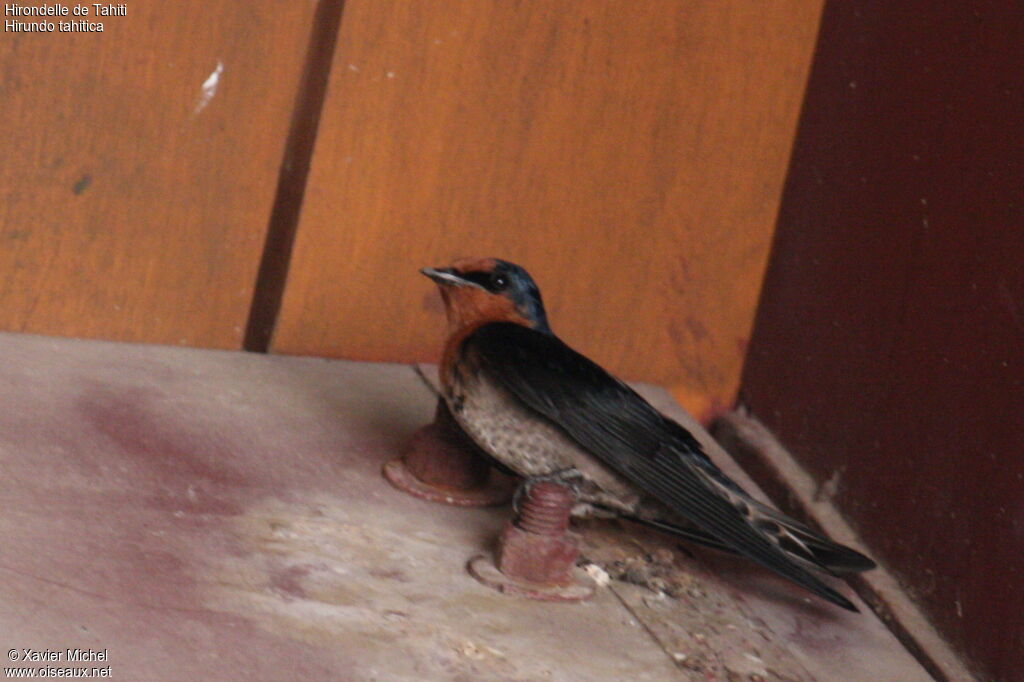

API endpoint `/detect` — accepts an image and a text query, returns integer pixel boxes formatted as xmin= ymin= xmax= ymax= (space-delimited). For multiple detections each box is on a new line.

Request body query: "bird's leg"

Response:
xmin=512 ymin=468 xmax=584 ymax=514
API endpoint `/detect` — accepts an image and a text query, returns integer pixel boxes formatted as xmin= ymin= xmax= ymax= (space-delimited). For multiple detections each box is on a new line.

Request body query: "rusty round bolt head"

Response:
xmin=403 ymin=401 xmax=491 ymax=489
xmin=384 ymin=399 xmax=516 ymax=507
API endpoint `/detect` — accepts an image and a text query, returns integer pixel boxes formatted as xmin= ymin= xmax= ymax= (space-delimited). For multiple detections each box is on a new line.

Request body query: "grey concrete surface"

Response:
xmin=0 ymin=333 xmax=932 ymax=681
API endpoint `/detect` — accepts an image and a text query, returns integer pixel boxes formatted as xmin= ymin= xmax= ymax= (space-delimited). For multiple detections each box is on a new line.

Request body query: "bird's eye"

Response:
xmin=491 ymin=275 xmax=508 ymax=290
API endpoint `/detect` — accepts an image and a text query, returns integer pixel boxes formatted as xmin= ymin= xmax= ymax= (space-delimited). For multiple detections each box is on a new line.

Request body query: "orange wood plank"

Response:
xmin=0 ymin=1 xmax=318 ymax=348
xmin=274 ymin=0 xmax=823 ymax=419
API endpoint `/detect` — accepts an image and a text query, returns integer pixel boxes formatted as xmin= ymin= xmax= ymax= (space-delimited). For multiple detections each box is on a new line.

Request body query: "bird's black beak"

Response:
xmin=420 ymin=267 xmax=470 ymax=287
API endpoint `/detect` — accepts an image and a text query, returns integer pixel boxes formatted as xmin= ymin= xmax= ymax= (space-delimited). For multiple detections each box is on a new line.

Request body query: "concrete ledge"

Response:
xmin=0 ymin=332 xmax=932 ymax=680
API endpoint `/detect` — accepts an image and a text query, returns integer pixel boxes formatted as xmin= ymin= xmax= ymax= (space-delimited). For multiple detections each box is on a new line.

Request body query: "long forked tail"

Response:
xmin=626 ymin=508 xmax=875 ymax=577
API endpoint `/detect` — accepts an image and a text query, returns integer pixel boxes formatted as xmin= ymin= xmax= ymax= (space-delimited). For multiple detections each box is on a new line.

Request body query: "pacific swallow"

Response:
xmin=421 ymin=257 xmax=875 ymax=611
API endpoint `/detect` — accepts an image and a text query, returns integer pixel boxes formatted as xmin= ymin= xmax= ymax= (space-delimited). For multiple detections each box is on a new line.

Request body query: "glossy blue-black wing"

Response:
xmin=465 ymin=322 xmax=863 ymax=611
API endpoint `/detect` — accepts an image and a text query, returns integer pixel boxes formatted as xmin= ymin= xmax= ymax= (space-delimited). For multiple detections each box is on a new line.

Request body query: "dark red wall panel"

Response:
xmin=740 ymin=2 xmax=1023 ymax=680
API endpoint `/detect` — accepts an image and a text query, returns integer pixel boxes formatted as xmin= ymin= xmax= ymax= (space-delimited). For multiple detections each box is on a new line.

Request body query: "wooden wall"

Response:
xmin=0 ymin=1 xmax=319 ymax=348
xmin=2 ymin=1 xmax=825 ymax=419
xmin=271 ymin=0 xmax=823 ymax=419
xmin=738 ymin=2 xmax=1023 ymax=680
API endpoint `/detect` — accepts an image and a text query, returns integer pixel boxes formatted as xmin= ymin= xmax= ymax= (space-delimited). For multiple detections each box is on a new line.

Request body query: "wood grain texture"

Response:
xmin=0 ymin=1 xmax=318 ymax=348
xmin=273 ymin=0 xmax=823 ymax=420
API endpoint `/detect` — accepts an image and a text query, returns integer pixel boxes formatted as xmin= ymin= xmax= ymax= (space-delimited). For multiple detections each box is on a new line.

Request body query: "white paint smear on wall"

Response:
xmin=194 ymin=61 xmax=224 ymax=115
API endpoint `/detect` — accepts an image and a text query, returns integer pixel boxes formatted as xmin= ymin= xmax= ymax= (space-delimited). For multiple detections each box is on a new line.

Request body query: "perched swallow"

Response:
xmin=422 ymin=257 xmax=875 ymax=611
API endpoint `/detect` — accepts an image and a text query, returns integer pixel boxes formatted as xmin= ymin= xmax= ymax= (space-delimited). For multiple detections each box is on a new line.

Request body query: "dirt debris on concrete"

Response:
xmin=576 ymin=518 xmax=812 ymax=681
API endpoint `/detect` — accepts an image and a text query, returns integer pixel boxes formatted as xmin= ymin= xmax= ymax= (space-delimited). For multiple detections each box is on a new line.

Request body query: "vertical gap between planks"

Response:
xmin=244 ymin=0 xmax=347 ymax=352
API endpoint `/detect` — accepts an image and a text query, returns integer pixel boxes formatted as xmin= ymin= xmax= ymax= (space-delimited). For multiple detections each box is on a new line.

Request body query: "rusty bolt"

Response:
xmin=468 ymin=481 xmax=595 ymax=601
xmin=384 ymin=398 xmax=516 ymax=507
xmin=496 ymin=482 xmax=578 ymax=584
xmin=404 ymin=399 xmax=491 ymax=489
xmin=516 ymin=481 xmax=574 ymax=535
